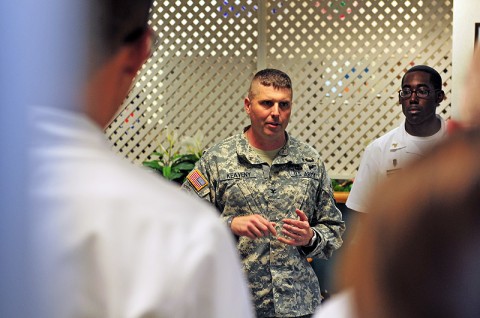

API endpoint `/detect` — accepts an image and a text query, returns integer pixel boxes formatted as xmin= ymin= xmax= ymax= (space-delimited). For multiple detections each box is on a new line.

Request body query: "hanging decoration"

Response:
xmin=218 ymin=0 xmax=284 ymax=18
xmin=314 ymin=0 xmax=359 ymax=21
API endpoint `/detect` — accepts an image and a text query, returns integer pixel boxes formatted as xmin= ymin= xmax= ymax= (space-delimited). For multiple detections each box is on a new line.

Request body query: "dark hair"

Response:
xmin=248 ymin=68 xmax=292 ymax=99
xmin=401 ymin=65 xmax=443 ymax=90
xmin=91 ymin=0 xmax=153 ymax=59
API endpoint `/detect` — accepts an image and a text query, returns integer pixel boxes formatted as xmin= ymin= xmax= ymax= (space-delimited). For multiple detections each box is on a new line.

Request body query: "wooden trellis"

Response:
xmin=106 ymin=0 xmax=452 ymax=179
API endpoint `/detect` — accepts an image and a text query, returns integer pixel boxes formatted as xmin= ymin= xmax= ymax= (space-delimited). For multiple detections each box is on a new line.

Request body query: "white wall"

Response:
xmin=452 ymin=0 xmax=480 ymax=119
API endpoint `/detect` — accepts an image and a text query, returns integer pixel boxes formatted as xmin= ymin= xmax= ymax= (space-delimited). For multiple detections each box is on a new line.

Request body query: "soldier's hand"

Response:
xmin=277 ymin=209 xmax=314 ymax=246
xmin=231 ymin=215 xmax=277 ymax=240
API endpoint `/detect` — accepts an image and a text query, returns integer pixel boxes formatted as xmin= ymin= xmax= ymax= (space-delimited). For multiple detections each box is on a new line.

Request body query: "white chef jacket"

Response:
xmin=29 ymin=105 xmax=254 ymax=318
xmin=346 ymin=116 xmax=446 ymax=213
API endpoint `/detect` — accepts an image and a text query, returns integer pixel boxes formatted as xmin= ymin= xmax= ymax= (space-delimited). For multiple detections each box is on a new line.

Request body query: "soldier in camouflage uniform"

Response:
xmin=182 ymin=69 xmax=345 ymax=318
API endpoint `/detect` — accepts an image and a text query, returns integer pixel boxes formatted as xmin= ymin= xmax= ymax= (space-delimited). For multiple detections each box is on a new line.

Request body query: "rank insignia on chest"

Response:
xmin=386 ymin=168 xmax=401 ymax=176
xmin=187 ymin=169 xmax=208 ymax=192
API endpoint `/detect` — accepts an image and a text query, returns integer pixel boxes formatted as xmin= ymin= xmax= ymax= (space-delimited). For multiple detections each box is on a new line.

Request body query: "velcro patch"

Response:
xmin=187 ymin=169 xmax=208 ymax=192
xmin=387 ymin=168 xmax=402 ymax=176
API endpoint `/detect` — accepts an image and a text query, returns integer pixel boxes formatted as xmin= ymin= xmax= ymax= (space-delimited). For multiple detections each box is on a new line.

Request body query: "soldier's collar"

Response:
xmin=237 ymin=127 xmax=291 ymax=162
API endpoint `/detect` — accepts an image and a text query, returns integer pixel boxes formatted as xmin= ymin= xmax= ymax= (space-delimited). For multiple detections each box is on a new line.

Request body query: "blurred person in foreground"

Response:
xmin=448 ymin=44 xmax=480 ymax=133
xmin=332 ymin=127 xmax=480 ymax=318
xmin=346 ymin=65 xmax=447 ymax=214
xmin=29 ymin=0 xmax=253 ymax=317
xmin=182 ymin=68 xmax=345 ymax=317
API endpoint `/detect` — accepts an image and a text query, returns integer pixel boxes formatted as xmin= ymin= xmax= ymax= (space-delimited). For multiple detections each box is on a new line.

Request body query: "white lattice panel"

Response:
xmin=105 ymin=0 xmax=452 ymax=179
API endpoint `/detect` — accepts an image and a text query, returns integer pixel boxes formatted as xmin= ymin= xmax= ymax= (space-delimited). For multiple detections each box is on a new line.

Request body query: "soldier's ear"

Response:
xmin=244 ymin=97 xmax=251 ymax=114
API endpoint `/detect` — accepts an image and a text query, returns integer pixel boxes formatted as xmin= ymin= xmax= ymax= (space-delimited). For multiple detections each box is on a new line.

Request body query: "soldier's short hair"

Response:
xmin=248 ymin=69 xmax=292 ymax=99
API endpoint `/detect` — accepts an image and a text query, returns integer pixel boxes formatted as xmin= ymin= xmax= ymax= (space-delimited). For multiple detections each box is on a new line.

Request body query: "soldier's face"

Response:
xmin=244 ymin=83 xmax=292 ymax=143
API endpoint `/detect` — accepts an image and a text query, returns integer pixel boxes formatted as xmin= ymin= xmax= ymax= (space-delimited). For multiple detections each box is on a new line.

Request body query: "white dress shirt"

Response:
xmin=346 ymin=117 xmax=446 ymax=212
xmin=29 ymin=105 xmax=254 ymax=318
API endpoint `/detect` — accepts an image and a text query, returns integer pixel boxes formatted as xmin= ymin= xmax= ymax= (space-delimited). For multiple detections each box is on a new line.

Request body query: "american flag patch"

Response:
xmin=187 ymin=169 xmax=208 ymax=192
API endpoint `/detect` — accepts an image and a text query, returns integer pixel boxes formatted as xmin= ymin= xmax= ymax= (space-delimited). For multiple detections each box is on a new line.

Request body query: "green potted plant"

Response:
xmin=143 ymin=128 xmax=204 ymax=185
xmin=331 ymin=179 xmax=353 ymax=203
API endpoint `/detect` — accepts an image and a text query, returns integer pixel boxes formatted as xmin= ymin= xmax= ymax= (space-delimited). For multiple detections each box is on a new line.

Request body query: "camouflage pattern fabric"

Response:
xmin=182 ymin=128 xmax=345 ymax=317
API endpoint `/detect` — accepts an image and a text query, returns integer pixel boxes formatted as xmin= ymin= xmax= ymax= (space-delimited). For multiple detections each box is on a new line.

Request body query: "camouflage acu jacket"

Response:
xmin=182 ymin=130 xmax=345 ymax=317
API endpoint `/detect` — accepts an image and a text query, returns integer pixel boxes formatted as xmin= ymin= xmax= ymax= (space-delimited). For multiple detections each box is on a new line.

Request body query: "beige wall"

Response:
xmin=452 ymin=0 xmax=480 ymax=119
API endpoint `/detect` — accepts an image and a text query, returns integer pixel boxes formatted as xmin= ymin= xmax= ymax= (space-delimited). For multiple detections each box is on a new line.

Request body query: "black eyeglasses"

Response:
xmin=399 ymin=87 xmax=439 ymax=99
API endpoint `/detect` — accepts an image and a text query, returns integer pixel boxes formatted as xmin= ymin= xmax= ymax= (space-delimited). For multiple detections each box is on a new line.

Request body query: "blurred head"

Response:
xmin=84 ymin=0 xmax=154 ymax=127
xmin=399 ymin=65 xmax=445 ymax=134
xmin=244 ymin=69 xmax=293 ymax=149
xmin=89 ymin=0 xmax=153 ymax=66
xmin=341 ymin=128 xmax=480 ymax=318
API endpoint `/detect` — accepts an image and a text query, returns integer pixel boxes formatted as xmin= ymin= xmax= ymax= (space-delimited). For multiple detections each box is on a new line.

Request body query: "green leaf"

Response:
xmin=142 ymin=161 xmax=163 ymax=170
xmin=331 ymin=179 xmax=352 ymax=192
xmin=174 ymin=162 xmax=195 ymax=171
xmin=169 ymin=171 xmax=184 ymax=180
xmin=174 ymin=153 xmax=188 ymax=160
xmin=162 ymin=166 xmax=172 ymax=178
xmin=180 ymin=153 xmax=200 ymax=162
xmin=172 ymin=153 xmax=199 ymax=165
xmin=150 ymin=151 xmax=164 ymax=158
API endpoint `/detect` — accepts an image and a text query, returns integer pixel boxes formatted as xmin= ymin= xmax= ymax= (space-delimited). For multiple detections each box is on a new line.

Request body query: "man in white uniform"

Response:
xmin=29 ymin=0 xmax=253 ymax=317
xmin=346 ymin=65 xmax=447 ymax=213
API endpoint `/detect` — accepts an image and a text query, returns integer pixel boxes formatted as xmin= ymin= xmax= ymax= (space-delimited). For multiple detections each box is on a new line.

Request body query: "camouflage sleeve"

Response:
xmin=181 ymin=153 xmax=224 ymax=218
xmin=182 ymin=155 xmax=213 ymax=199
xmin=302 ymin=160 xmax=345 ymax=259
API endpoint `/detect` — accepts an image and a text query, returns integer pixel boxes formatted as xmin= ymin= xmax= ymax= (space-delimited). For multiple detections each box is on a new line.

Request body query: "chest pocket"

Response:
xmin=218 ymin=170 xmax=265 ymax=216
xmin=385 ymin=144 xmax=413 ymax=177
xmin=269 ymin=164 xmax=321 ymax=218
